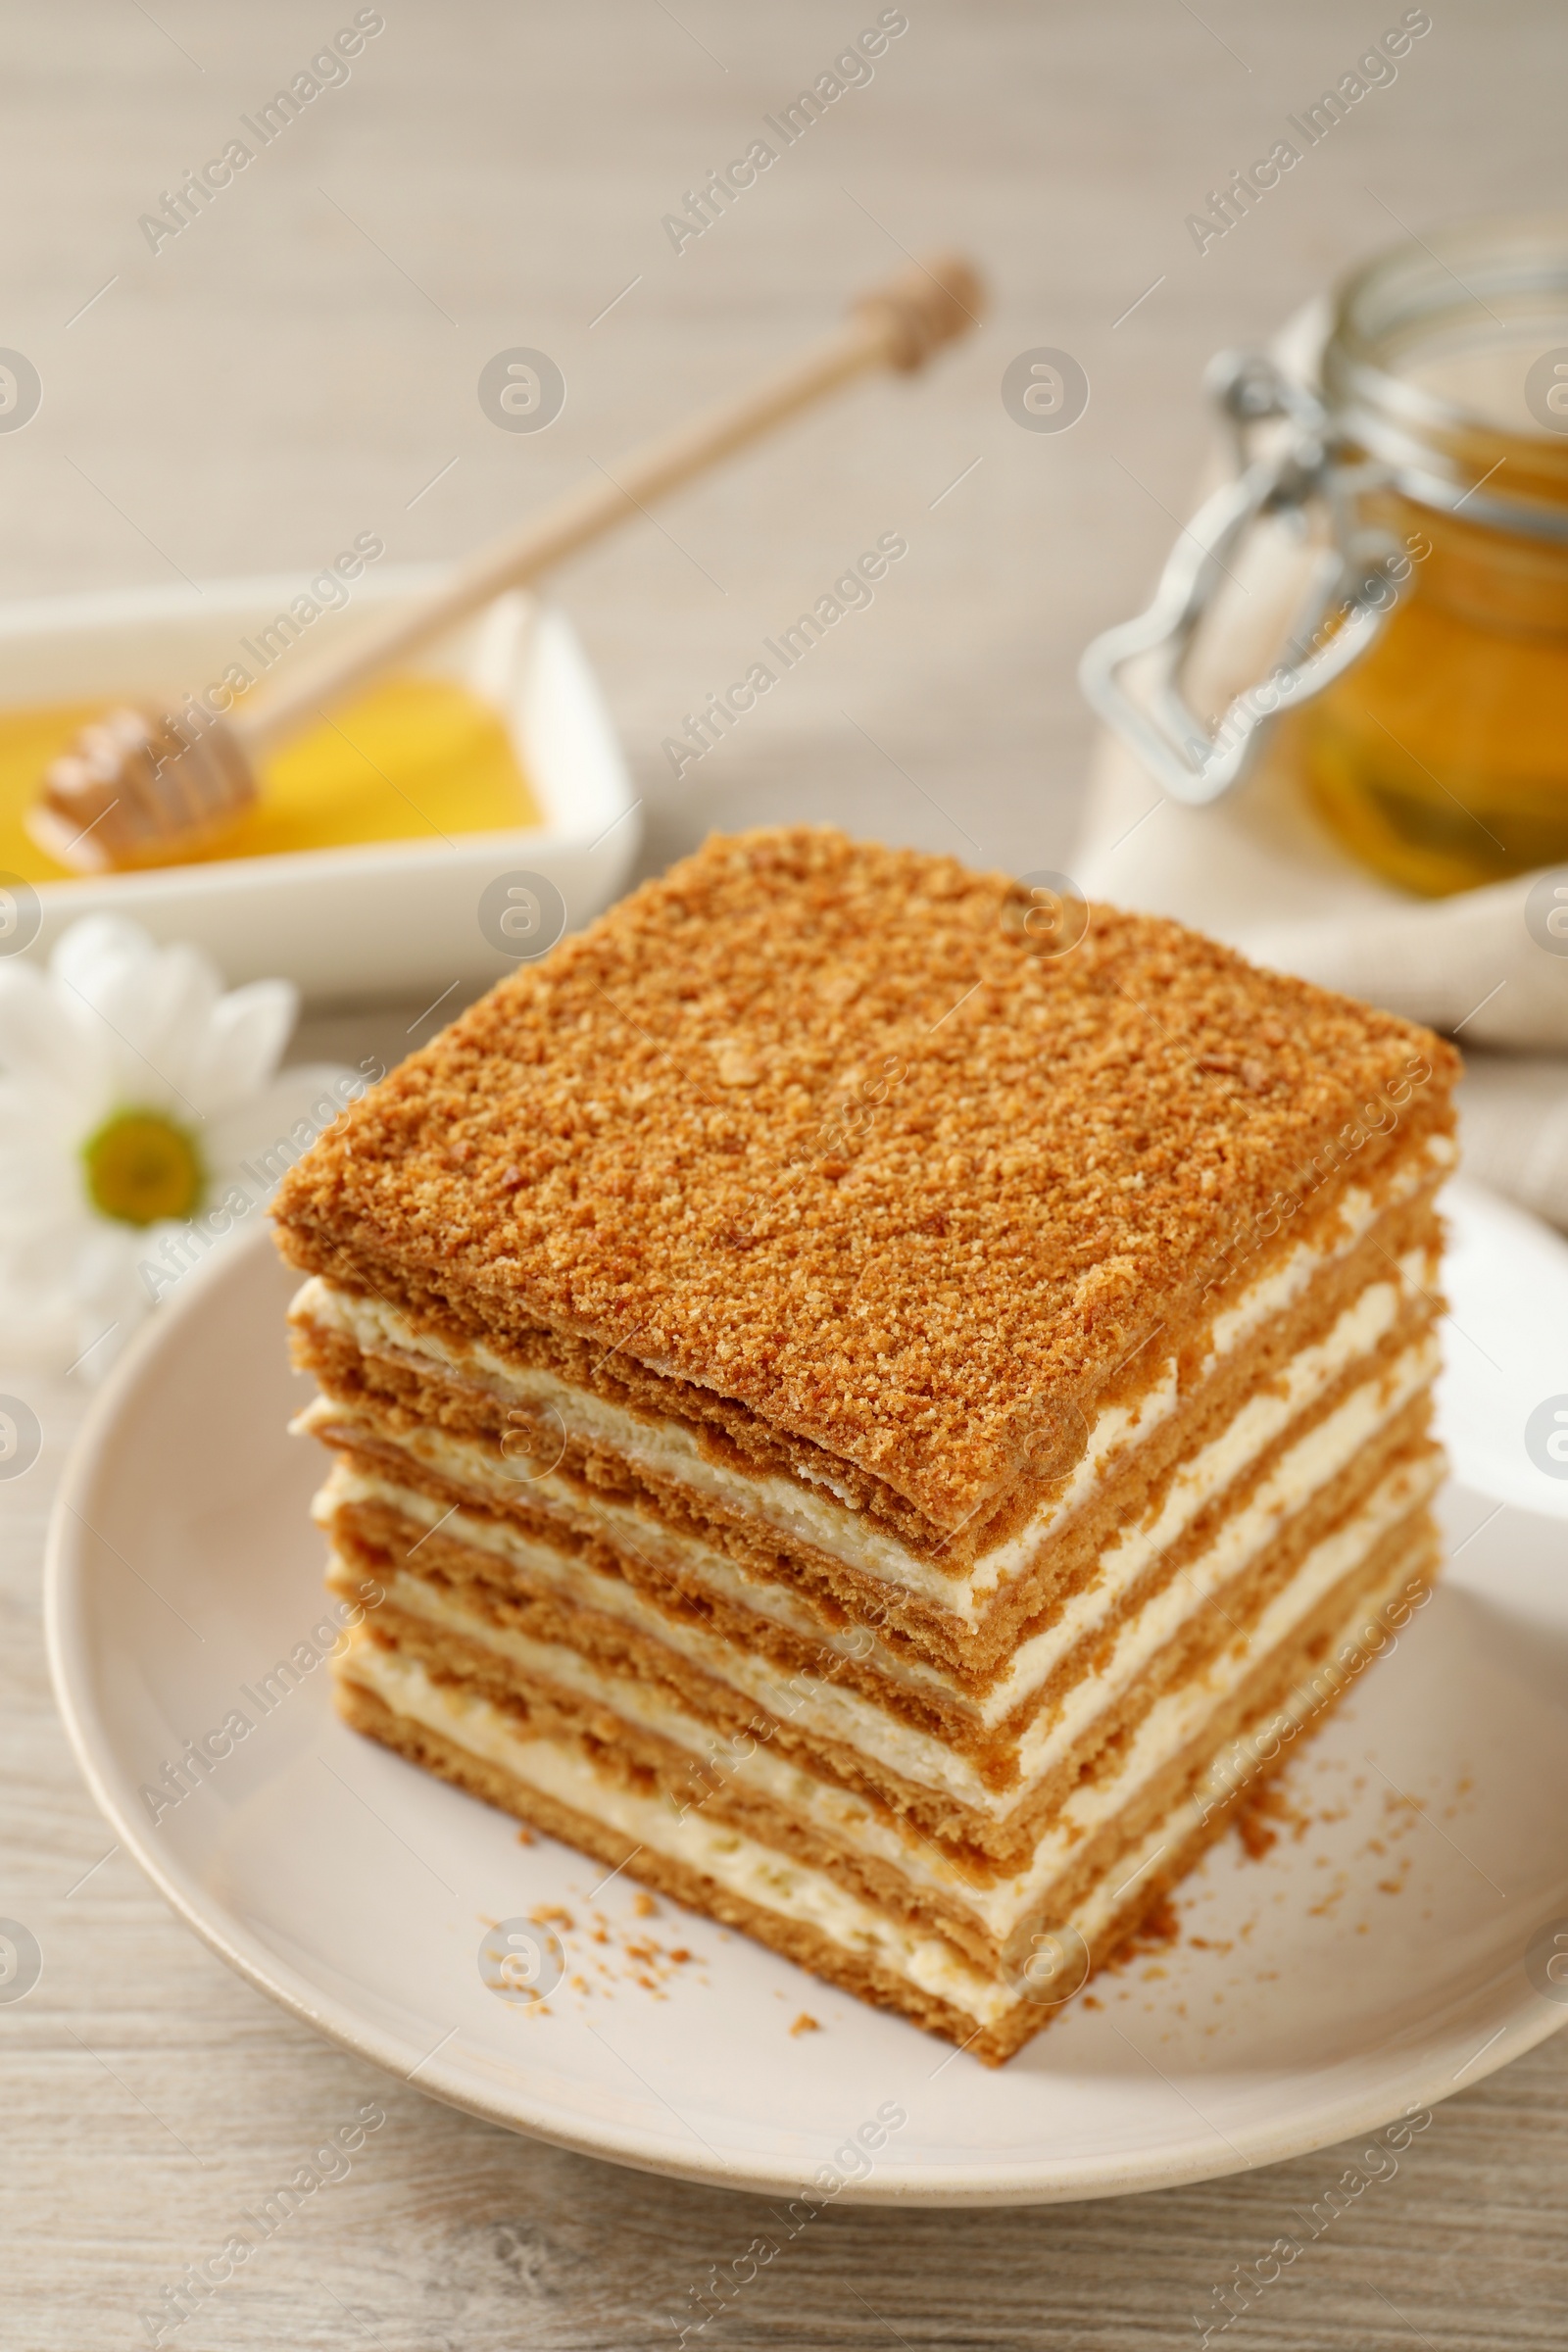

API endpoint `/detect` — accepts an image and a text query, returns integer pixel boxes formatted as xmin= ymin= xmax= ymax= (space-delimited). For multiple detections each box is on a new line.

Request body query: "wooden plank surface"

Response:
xmin=4 ymin=4 xmax=1568 ymax=2344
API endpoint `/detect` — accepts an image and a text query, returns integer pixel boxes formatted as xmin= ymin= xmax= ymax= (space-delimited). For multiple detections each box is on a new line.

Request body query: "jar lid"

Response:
xmin=1324 ymin=213 xmax=1568 ymax=541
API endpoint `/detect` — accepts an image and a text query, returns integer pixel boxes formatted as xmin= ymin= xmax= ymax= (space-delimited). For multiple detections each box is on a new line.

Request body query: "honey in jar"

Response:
xmin=1295 ymin=216 xmax=1568 ymax=897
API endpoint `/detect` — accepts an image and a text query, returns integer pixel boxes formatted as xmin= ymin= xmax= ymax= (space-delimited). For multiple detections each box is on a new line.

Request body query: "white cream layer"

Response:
xmin=296 ymin=1243 xmax=1439 ymax=1637
xmin=339 ymin=1503 xmax=1435 ymax=2030
xmin=292 ymin=1134 xmax=1446 ymax=1615
xmin=328 ymin=1383 xmax=1439 ymax=1900
xmin=305 ymin=1266 xmax=1436 ymax=1771
xmin=1010 ymin=1328 xmax=1436 ymax=1784
xmin=342 ymin=1630 xmax=1018 ymax=2030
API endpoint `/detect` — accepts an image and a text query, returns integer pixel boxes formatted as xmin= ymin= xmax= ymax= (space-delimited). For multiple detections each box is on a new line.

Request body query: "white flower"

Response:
xmin=0 ymin=914 xmax=362 ymax=1377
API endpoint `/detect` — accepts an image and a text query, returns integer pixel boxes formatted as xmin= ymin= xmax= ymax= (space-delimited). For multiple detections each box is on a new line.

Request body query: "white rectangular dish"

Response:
xmin=0 ymin=567 xmax=641 ymax=998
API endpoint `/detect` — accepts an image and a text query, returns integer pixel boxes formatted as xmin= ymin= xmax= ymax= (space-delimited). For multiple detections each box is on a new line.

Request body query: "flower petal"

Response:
xmin=0 ymin=958 xmax=109 ymax=1108
xmin=49 ymin=913 xmax=157 ymax=998
xmin=51 ymin=916 xmax=222 ymax=1118
xmin=184 ymin=979 xmax=300 ymax=1116
xmin=0 ymin=1196 xmax=147 ymax=1375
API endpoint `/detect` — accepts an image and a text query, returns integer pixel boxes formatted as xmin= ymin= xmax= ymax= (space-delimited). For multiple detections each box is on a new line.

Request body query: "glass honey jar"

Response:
xmin=1082 ymin=215 xmax=1568 ymax=898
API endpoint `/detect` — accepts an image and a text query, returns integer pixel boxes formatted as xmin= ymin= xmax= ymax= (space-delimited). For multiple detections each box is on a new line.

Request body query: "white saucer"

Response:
xmin=44 ymin=1181 xmax=1568 ymax=2207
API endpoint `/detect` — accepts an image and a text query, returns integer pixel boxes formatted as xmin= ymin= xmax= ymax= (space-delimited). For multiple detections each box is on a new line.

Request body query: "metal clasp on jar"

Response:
xmin=1079 ymin=352 xmax=1410 ymax=805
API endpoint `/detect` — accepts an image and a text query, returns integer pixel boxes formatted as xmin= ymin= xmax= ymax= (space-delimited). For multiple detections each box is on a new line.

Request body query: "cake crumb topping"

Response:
xmin=273 ymin=827 xmax=1454 ymax=1526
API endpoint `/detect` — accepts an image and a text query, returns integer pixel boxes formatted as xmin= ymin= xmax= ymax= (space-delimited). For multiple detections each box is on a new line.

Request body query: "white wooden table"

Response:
xmin=5 ymin=4 xmax=1568 ymax=2342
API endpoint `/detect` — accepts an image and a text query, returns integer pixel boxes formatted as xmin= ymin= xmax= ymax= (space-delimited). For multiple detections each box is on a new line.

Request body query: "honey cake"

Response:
xmin=272 ymin=826 xmax=1458 ymax=2063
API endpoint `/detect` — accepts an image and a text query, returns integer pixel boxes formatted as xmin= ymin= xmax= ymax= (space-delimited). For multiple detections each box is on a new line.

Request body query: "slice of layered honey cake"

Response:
xmin=272 ymin=826 xmax=1457 ymax=2063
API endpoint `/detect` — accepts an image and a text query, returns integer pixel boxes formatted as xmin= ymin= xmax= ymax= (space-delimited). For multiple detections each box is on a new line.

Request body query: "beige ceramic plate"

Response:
xmin=44 ymin=1182 xmax=1568 ymax=2205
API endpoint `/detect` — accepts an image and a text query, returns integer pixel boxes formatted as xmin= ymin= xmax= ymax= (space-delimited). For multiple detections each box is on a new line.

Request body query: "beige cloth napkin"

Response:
xmin=1074 ymin=716 xmax=1568 ymax=1231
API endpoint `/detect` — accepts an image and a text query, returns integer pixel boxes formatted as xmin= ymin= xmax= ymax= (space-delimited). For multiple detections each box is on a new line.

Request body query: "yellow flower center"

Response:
xmin=81 ymin=1109 xmax=205 ymax=1227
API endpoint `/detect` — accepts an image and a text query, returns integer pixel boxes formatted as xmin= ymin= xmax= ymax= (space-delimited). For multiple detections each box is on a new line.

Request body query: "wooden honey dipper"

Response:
xmin=29 ymin=253 xmax=984 ymax=874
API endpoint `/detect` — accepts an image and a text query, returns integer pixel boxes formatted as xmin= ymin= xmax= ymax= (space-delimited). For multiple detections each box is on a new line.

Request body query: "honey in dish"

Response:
xmin=0 ymin=675 xmax=540 ymax=880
